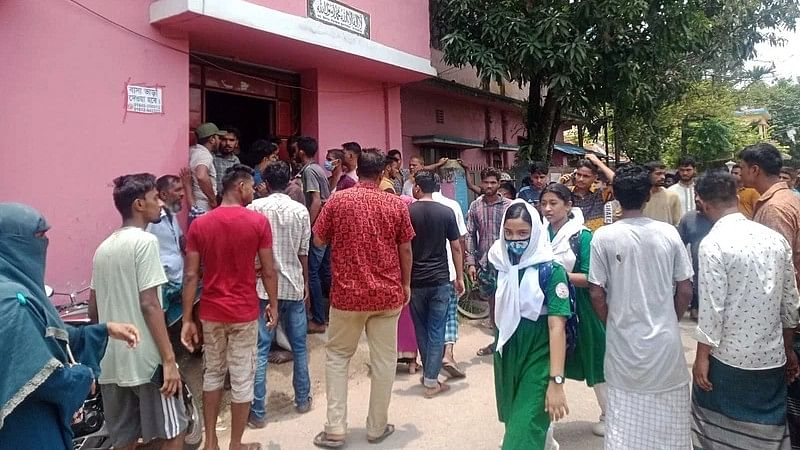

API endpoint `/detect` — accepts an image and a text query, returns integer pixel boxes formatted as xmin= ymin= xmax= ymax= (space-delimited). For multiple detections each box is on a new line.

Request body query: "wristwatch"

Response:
xmin=550 ymin=375 xmax=565 ymax=385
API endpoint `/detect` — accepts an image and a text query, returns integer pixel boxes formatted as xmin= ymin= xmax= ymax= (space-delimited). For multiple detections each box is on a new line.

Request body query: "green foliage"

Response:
xmin=741 ymin=79 xmax=800 ymax=158
xmin=436 ymin=0 xmax=800 ymax=163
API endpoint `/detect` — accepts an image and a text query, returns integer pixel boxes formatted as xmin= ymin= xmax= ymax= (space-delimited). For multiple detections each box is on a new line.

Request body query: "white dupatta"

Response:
xmin=488 ymin=199 xmax=555 ymax=355
xmin=546 ymin=208 xmax=587 ymax=273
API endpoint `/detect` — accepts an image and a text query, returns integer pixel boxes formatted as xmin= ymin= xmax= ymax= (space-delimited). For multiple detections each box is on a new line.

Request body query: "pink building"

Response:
xmin=1 ymin=0 xmax=434 ymax=291
xmin=1 ymin=0 xmax=579 ymax=290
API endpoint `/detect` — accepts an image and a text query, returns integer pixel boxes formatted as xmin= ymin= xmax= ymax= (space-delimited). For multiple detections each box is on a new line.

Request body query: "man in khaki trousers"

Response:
xmin=310 ymin=150 xmax=415 ymax=448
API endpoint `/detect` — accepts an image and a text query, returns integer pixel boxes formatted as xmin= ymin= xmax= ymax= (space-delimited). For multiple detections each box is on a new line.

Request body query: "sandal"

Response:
xmin=442 ymin=362 xmax=466 ymax=378
xmin=476 ymin=344 xmax=495 ymax=356
xmin=313 ymin=431 xmax=345 ymax=448
xmin=424 ymin=382 xmax=451 ymax=399
xmin=268 ymin=349 xmax=294 ymax=364
xmin=408 ymin=361 xmax=419 ymax=375
xmin=367 ymin=424 xmax=395 ymax=444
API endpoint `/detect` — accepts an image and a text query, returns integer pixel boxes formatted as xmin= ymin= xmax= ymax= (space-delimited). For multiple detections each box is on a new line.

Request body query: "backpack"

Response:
xmin=537 ymin=259 xmax=580 ymax=356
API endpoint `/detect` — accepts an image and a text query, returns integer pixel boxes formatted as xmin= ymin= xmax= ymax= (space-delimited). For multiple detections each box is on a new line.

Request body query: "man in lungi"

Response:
xmin=692 ymin=171 xmax=800 ymax=449
xmin=588 ymin=165 xmax=694 ymax=449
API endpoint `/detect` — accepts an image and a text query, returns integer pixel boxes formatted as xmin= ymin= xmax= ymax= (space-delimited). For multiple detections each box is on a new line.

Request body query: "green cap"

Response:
xmin=195 ymin=122 xmax=227 ymax=140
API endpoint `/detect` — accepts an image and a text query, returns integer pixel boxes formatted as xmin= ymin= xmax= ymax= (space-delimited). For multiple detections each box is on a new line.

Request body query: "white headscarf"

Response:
xmin=545 ymin=207 xmax=588 ymax=273
xmin=488 ymin=199 xmax=555 ymax=355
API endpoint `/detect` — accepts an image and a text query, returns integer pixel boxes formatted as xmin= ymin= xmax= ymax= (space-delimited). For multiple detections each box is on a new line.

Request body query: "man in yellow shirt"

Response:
xmin=642 ymin=161 xmax=682 ymax=226
xmin=731 ymin=164 xmax=759 ymax=219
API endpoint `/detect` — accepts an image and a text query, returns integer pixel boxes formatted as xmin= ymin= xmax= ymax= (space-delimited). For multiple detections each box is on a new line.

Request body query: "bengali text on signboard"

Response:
xmin=126 ymin=84 xmax=163 ymax=114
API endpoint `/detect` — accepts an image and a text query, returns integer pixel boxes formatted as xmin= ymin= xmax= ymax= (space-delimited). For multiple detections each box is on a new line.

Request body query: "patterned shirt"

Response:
xmin=212 ymin=153 xmax=241 ymax=194
xmin=465 ymin=195 xmax=512 ymax=269
xmin=248 ymin=193 xmax=311 ymax=301
xmin=695 ymin=213 xmax=799 ymax=369
xmin=571 ymin=187 xmax=612 ymax=231
xmin=754 ymin=181 xmax=800 ymax=294
xmin=313 ymin=182 xmax=415 ymax=311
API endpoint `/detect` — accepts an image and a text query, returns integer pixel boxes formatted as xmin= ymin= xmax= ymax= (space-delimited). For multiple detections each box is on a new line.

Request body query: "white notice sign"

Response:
xmin=126 ymin=84 xmax=163 ymax=114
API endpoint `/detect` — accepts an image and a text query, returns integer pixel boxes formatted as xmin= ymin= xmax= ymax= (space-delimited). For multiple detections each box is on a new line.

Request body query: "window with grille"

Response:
xmin=435 ymin=109 xmax=445 ymax=124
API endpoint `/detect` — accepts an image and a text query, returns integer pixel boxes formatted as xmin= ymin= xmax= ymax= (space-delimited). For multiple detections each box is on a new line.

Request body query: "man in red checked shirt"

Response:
xmin=180 ymin=164 xmax=279 ymax=450
xmin=310 ymin=149 xmax=415 ymax=449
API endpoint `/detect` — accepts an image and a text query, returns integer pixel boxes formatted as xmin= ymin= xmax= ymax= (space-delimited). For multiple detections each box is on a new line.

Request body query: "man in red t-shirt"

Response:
xmin=310 ymin=150 xmax=415 ymax=448
xmin=181 ymin=164 xmax=279 ymax=450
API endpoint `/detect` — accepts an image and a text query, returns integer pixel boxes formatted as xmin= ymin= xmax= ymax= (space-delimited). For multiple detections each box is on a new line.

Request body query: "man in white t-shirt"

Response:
xmin=588 ymin=164 xmax=694 ymax=450
xmin=432 ymin=189 xmax=468 ymax=378
xmin=667 ymin=156 xmax=697 ymax=219
xmin=90 ymin=173 xmax=187 ymax=449
xmin=189 ymin=122 xmax=226 ymax=218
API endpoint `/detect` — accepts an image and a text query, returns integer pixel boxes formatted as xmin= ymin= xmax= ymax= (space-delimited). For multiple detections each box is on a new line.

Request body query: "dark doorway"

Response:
xmin=205 ymin=90 xmax=275 ymax=167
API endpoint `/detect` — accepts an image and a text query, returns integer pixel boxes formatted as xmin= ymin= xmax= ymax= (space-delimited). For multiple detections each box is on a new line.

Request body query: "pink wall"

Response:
xmin=247 ymin=0 xmax=431 ymax=59
xmin=400 ymin=86 xmax=524 ymax=169
xmin=306 ymin=70 xmax=402 ymax=155
xmin=0 ymin=0 xmax=189 ymax=291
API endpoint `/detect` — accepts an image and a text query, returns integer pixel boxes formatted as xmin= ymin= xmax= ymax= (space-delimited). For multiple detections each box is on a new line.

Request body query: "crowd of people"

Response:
xmin=4 ymin=118 xmax=800 ymax=450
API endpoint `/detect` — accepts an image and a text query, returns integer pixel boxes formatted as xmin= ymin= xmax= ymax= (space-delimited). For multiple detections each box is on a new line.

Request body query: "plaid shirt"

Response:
xmin=248 ymin=193 xmax=311 ymax=301
xmin=213 ymin=153 xmax=240 ymax=194
xmin=465 ymin=195 xmax=512 ymax=269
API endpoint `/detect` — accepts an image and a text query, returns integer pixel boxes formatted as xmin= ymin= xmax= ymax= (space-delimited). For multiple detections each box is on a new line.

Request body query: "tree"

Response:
xmin=741 ymin=79 xmax=800 ymax=159
xmin=437 ymin=0 xmax=799 ymax=164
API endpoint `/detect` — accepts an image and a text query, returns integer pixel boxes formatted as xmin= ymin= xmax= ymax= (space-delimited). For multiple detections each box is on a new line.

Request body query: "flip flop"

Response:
xmin=442 ymin=362 xmax=466 ymax=378
xmin=367 ymin=424 xmax=395 ymax=444
xmin=476 ymin=344 xmax=495 ymax=356
xmin=234 ymin=444 xmax=262 ymax=450
xmin=313 ymin=431 xmax=345 ymax=448
xmin=424 ymin=382 xmax=451 ymax=399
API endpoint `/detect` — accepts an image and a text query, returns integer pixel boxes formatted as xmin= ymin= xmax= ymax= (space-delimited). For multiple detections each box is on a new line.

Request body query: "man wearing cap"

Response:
xmin=190 ymin=123 xmax=226 ymax=219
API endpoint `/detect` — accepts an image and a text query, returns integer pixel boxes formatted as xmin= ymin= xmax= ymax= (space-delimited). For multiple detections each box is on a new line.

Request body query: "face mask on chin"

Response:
xmin=506 ymin=239 xmax=529 ymax=257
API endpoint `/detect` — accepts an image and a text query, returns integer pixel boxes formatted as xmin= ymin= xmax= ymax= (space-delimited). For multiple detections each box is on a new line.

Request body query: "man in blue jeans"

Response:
xmin=408 ymin=170 xmax=466 ymax=397
xmin=247 ymin=161 xmax=313 ymax=427
xmin=296 ymin=136 xmax=332 ymax=334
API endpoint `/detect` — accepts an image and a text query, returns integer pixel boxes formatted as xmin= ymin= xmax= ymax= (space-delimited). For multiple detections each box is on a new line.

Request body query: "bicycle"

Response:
xmin=456 ymin=270 xmax=491 ymax=320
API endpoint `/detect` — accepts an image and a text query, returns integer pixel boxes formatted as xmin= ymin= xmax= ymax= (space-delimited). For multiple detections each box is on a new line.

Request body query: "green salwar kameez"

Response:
xmin=556 ymin=229 xmax=606 ymax=386
xmin=494 ymin=264 xmax=571 ymax=450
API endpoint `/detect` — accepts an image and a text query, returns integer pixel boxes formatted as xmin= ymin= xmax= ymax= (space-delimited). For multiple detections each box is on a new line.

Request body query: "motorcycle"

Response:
xmin=46 ymin=286 xmax=204 ymax=450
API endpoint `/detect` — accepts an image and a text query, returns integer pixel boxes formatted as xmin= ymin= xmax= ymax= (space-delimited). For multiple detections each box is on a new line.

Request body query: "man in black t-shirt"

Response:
xmin=408 ymin=171 xmax=466 ymax=398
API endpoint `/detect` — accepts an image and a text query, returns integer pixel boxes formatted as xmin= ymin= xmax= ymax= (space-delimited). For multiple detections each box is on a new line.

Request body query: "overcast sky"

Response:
xmin=748 ymin=26 xmax=800 ymax=81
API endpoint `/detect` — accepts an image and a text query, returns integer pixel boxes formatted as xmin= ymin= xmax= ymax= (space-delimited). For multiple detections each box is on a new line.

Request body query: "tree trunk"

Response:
xmin=525 ymin=85 xmax=561 ymax=165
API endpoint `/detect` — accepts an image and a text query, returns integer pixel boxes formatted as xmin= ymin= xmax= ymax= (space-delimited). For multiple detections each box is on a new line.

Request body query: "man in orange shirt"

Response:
xmin=738 ymin=143 xmax=800 ymax=447
xmin=731 ymin=164 xmax=759 ymax=219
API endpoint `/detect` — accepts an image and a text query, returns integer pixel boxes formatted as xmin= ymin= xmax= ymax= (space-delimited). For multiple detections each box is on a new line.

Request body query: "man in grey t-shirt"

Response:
xmin=296 ymin=136 xmax=331 ymax=333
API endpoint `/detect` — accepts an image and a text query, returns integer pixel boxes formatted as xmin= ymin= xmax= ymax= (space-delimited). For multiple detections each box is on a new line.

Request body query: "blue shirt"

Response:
xmin=518 ymin=185 xmax=543 ymax=205
xmin=146 ymin=208 xmax=184 ymax=283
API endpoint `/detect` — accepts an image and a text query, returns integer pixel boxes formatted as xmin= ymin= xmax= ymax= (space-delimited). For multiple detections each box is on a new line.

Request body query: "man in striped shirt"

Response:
xmin=466 ymin=167 xmax=512 ymax=356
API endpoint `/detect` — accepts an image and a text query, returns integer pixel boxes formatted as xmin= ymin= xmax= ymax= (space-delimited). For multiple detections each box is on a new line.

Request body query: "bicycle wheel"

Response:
xmin=457 ymin=271 xmax=490 ymax=319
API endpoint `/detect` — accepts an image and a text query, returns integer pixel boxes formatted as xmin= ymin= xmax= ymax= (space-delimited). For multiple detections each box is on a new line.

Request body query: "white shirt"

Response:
xmin=589 ymin=217 xmax=694 ymax=393
xmin=402 ymin=179 xmax=415 ymax=197
xmin=189 ymin=144 xmax=217 ymax=212
xmin=433 ymin=191 xmax=468 ymax=281
xmin=667 ymin=181 xmax=696 ymax=218
xmin=695 ymin=213 xmax=800 ymax=369
xmin=248 ymin=193 xmax=311 ymax=301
